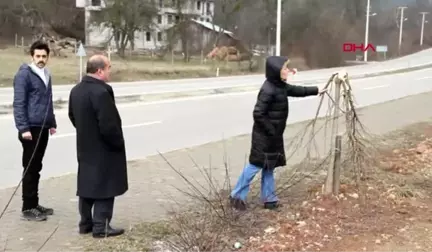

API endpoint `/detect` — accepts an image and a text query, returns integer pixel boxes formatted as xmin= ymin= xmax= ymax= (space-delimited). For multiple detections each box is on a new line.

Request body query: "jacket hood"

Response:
xmin=18 ymin=63 xmax=51 ymax=76
xmin=17 ymin=63 xmax=31 ymax=72
xmin=265 ymin=56 xmax=288 ymax=84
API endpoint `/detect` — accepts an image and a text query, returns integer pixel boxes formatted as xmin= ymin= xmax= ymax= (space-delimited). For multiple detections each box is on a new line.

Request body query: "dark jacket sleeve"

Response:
xmin=253 ymin=88 xmax=276 ymax=136
xmin=12 ymin=70 xmax=30 ymax=133
xmin=286 ymin=83 xmax=319 ymax=97
xmin=91 ymin=89 xmax=124 ymax=151
xmin=52 ymin=112 xmax=57 ymax=128
xmin=68 ymin=93 xmax=75 ymax=128
xmin=49 ymin=96 xmax=57 ymax=129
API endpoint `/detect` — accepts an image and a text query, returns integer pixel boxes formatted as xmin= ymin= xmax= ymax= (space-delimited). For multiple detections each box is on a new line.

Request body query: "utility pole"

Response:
xmin=364 ymin=0 xmax=371 ymax=62
xmin=420 ymin=12 xmax=429 ymax=46
xmin=398 ymin=6 xmax=408 ymax=54
xmin=276 ymin=0 xmax=281 ymax=56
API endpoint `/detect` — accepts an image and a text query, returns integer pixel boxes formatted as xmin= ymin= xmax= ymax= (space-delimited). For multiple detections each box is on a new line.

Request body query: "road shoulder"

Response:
xmin=0 ymin=91 xmax=432 ymax=251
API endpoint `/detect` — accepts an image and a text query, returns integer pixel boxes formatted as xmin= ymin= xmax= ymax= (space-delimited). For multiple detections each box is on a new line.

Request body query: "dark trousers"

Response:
xmin=79 ymin=197 xmax=115 ymax=232
xmin=19 ymin=127 xmax=49 ymax=211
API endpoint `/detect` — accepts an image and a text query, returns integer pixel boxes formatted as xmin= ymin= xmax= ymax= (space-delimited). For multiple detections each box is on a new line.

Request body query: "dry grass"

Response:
xmin=79 ymin=120 xmax=432 ymax=252
xmin=0 ymin=46 xmax=262 ymax=86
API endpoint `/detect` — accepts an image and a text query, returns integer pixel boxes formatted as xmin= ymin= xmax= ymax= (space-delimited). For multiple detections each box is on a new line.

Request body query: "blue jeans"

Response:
xmin=230 ymin=163 xmax=278 ymax=203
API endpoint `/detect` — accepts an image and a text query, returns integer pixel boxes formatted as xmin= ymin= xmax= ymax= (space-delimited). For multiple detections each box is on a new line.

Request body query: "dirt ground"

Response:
xmin=0 ymin=46 xmax=259 ymax=86
xmin=83 ymin=120 xmax=432 ymax=252
xmin=243 ymin=121 xmax=432 ymax=252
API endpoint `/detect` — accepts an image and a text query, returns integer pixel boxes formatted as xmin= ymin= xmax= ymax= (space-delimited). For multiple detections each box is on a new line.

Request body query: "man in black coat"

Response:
xmin=68 ymin=54 xmax=128 ymax=238
xmin=230 ymin=56 xmax=325 ymax=211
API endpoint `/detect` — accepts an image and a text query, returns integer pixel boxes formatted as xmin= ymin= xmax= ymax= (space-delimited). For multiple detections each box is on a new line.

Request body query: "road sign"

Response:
xmin=76 ymin=43 xmax=86 ymax=81
xmin=76 ymin=43 xmax=86 ymax=56
xmin=376 ymin=45 xmax=388 ymax=61
xmin=376 ymin=45 xmax=388 ymax=52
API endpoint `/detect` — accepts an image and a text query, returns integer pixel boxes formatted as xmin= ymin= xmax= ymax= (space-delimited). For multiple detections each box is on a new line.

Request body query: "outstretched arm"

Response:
xmin=286 ymin=83 xmax=319 ymax=97
xmin=49 ymin=95 xmax=57 ymax=129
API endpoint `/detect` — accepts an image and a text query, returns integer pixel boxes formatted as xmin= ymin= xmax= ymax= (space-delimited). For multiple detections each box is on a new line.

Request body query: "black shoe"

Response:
xmin=79 ymin=225 xmax=93 ymax=234
xmin=21 ymin=208 xmax=47 ymax=221
xmin=229 ymin=196 xmax=247 ymax=211
xmin=264 ymin=201 xmax=282 ymax=210
xmin=93 ymin=226 xmax=125 ymax=238
xmin=36 ymin=205 xmax=54 ymax=215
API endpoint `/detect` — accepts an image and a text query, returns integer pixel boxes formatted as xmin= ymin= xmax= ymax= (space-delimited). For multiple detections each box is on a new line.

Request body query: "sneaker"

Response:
xmin=21 ymin=208 xmax=47 ymax=221
xmin=36 ymin=205 xmax=54 ymax=215
xmin=229 ymin=196 xmax=247 ymax=211
xmin=264 ymin=201 xmax=283 ymax=210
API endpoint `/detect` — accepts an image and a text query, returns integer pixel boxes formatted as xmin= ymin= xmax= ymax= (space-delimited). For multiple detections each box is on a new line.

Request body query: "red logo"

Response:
xmin=343 ymin=43 xmax=376 ymax=52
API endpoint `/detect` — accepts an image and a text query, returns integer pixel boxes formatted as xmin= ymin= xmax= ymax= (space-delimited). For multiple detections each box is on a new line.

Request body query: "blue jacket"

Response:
xmin=13 ymin=64 xmax=57 ymax=133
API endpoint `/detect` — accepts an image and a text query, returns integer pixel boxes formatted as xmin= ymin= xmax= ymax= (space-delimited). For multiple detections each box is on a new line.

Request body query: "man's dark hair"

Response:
xmin=86 ymin=57 xmax=107 ymax=74
xmin=30 ymin=41 xmax=50 ymax=56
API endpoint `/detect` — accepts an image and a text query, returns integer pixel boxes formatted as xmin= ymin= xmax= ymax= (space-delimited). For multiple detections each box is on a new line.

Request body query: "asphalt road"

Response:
xmin=0 ymin=48 xmax=432 ymax=105
xmin=0 ymin=68 xmax=432 ymax=189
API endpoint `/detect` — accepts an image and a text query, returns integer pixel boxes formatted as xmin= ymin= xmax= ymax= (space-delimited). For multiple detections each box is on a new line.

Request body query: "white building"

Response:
xmin=80 ymin=0 xmax=215 ymax=50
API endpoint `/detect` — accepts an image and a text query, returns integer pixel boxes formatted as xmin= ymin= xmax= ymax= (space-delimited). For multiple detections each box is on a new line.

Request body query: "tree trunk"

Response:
xmin=114 ymin=29 xmax=129 ymax=58
xmin=113 ymin=29 xmax=122 ymax=56
xmin=180 ymin=24 xmax=188 ymax=62
xmin=128 ymin=30 xmax=135 ymax=50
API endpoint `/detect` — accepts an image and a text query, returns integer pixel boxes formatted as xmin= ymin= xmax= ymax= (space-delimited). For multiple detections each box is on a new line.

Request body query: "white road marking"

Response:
xmin=50 ymin=133 xmax=75 ymax=139
xmin=0 ymin=91 xmax=260 ymax=121
xmin=0 ymin=82 xmax=260 ymax=99
xmin=117 ymin=91 xmax=259 ymax=108
xmin=291 ymin=96 xmax=316 ymax=102
xmin=0 ymin=81 xmax=416 ymax=120
xmin=50 ymin=120 xmax=162 ymax=139
xmin=416 ymin=76 xmax=432 ymax=80
xmin=362 ymin=85 xmax=390 ymax=90
xmin=123 ymin=121 xmax=162 ymax=128
xmin=1 ymin=69 xmax=431 ymax=120
xmin=0 ymin=114 xmax=12 ymax=119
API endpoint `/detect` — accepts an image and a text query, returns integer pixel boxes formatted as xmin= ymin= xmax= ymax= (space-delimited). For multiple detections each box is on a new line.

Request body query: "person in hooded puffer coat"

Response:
xmin=230 ymin=56 xmax=325 ymax=210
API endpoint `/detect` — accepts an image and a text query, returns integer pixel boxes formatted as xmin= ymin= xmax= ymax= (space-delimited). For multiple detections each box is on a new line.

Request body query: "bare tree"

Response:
xmin=91 ymin=0 xmax=158 ymax=57
xmin=212 ymin=0 xmax=244 ymax=46
xmin=174 ymin=0 xmax=198 ymax=62
xmin=0 ymin=0 xmax=83 ymax=41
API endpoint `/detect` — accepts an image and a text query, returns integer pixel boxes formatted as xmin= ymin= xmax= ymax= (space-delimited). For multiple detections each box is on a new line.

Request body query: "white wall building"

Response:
xmin=80 ymin=0 xmax=214 ymax=50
